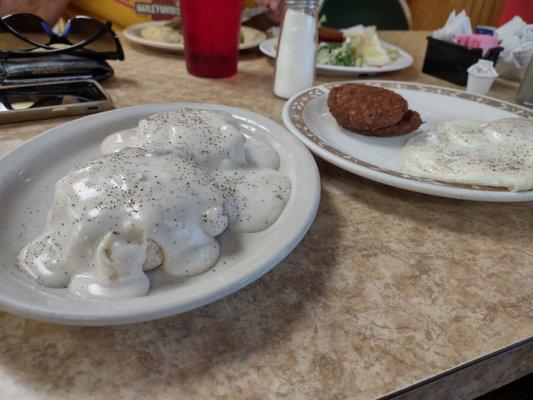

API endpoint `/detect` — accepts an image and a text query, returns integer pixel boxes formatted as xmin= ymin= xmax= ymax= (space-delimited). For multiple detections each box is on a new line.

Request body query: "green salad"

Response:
xmin=316 ymin=26 xmax=401 ymax=67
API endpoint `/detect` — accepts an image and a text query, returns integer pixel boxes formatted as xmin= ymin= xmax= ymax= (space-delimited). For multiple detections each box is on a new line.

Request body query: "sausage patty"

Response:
xmin=327 ymin=83 xmax=408 ymax=132
xmin=358 ymin=110 xmax=422 ymax=137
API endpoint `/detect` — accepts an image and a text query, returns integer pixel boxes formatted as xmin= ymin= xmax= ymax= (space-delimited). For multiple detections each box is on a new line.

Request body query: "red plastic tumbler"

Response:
xmin=179 ymin=0 xmax=242 ymax=78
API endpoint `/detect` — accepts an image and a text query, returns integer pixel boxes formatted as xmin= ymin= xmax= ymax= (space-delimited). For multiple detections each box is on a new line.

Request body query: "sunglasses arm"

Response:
xmin=0 ymin=21 xmax=123 ymax=60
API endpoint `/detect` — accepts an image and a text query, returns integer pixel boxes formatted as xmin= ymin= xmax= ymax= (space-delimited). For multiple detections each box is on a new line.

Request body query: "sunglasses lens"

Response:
xmin=0 ymin=23 xmax=33 ymax=51
xmin=2 ymin=14 xmax=49 ymax=47
xmin=67 ymin=19 xmax=117 ymax=53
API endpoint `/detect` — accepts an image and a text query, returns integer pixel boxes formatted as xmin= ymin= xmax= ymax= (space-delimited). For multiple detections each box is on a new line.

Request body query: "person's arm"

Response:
xmin=255 ymin=0 xmax=285 ymax=24
xmin=0 ymin=0 xmax=70 ymax=25
xmin=256 ymin=0 xmax=283 ymax=9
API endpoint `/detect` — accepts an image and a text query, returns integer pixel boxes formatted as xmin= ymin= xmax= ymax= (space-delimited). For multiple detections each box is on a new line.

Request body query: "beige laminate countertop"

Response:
xmin=0 ymin=31 xmax=531 ymax=400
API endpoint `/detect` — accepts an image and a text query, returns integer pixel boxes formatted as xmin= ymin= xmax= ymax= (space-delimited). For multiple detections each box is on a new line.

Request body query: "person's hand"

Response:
xmin=256 ymin=0 xmax=283 ymax=11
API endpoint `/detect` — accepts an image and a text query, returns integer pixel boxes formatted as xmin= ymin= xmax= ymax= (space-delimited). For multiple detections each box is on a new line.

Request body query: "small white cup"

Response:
xmin=466 ymin=73 xmax=496 ymax=95
xmin=467 ymin=59 xmax=498 ymax=95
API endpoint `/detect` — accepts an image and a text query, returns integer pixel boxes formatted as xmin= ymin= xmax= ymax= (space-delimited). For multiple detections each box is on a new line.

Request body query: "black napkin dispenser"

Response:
xmin=422 ymin=36 xmax=503 ymax=87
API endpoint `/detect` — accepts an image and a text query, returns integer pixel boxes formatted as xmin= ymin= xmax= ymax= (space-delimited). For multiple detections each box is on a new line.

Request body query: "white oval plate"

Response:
xmin=282 ymin=80 xmax=533 ymax=202
xmin=124 ymin=22 xmax=267 ymax=52
xmin=0 ymin=104 xmax=320 ymax=325
xmin=259 ymin=38 xmax=413 ymax=76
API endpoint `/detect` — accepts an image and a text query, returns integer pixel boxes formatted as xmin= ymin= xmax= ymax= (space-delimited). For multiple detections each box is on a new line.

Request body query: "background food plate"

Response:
xmin=0 ymin=104 xmax=320 ymax=325
xmin=282 ymin=80 xmax=533 ymax=202
xmin=124 ymin=22 xmax=267 ymax=52
xmin=259 ymin=38 xmax=413 ymax=76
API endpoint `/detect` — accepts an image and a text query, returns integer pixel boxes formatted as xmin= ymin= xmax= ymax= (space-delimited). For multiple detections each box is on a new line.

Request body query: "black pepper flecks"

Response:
xmin=19 ymin=109 xmax=292 ymax=295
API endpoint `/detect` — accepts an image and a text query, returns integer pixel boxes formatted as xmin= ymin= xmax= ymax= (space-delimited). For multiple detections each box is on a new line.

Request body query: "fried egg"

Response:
xmin=401 ymin=118 xmax=533 ymax=191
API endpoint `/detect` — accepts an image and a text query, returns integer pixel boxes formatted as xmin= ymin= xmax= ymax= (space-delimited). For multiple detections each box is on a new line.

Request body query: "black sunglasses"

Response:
xmin=0 ymin=14 xmax=124 ymax=60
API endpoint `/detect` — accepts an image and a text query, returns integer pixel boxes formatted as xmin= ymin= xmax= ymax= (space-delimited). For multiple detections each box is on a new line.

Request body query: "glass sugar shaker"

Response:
xmin=517 ymin=56 xmax=533 ymax=107
xmin=273 ymin=0 xmax=319 ymax=99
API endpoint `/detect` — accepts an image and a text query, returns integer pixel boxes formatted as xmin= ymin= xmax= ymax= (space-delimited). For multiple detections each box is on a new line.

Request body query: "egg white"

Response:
xmin=401 ymin=118 xmax=533 ymax=191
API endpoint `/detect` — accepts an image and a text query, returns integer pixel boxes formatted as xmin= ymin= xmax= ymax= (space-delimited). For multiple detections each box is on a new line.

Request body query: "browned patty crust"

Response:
xmin=327 ymin=83 xmax=408 ymax=131
xmin=358 ymin=110 xmax=422 ymax=137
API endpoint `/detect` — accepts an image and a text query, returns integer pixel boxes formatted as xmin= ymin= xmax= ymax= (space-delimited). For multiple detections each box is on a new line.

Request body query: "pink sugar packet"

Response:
xmin=455 ymin=34 xmax=501 ymax=56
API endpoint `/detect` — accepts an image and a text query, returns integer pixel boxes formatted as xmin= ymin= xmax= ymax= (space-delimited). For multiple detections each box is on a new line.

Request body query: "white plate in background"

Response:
xmin=124 ymin=22 xmax=267 ymax=52
xmin=259 ymin=38 xmax=413 ymax=76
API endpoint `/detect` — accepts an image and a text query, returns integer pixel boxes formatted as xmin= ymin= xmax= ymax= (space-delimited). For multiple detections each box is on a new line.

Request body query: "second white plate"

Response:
xmin=282 ymin=80 xmax=533 ymax=202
